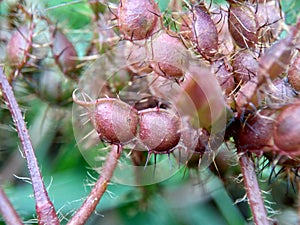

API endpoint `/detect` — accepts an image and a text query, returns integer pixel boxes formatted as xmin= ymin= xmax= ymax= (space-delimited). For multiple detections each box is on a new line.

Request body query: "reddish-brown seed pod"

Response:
xmin=138 ymin=108 xmax=181 ymax=153
xmin=232 ymin=49 xmax=258 ymax=84
xmin=256 ymin=1 xmax=284 ymax=44
xmin=124 ymin=41 xmax=152 ymax=75
xmin=258 ymin=36 xmax=294 ymax=84
xmin=176 ymin=65 xmax=227 ymax=130
xmin=237 ymin=109 xmax=276 ymax=154
xmin=211 ymin=7 xmax=235 ymax=56
xmin=73 ymin=94 xmax=139 ymax=145
xmin=183 ymin=5 xmax=218 ymax=59
xmin=193 ymin=5 xmax=218 ymax=58
xmin=265 ymin=78 xmax=295 ymax=107
xmin=117 ymin=0 xmax=161 ymax=40
xmin=149 ymin=31 xmax=189 ymax=79
xmin=92 ymin=98 xmax=139 ymax=144
xmin=228 ymin=2 xmax=258 ymax=48
xmin=273 ymin=102 xmax=300 ymax=156
xmin=235 ymin=76 xmax=260 ymax=113
xmin=288 ymin=53 xmax=300 ymax=91
xmin=211 ymin=59 xmax=235 ymax=96
xmin=51 ymin=29 xmax=78 ymax=73
xmin=6 ymin=25 xmax=32 ymax=66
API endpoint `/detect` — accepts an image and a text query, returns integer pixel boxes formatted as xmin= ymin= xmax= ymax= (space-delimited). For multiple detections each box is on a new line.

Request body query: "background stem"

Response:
xmin=67 ymin=144 xmax=122 ymax=225
xmin=0 ymin=186 xmax=23 ymax=225
xmin=239 ymin=153 xmax=270 ymax=225
xmin=0 ymin=68 xmax=59 ymax=225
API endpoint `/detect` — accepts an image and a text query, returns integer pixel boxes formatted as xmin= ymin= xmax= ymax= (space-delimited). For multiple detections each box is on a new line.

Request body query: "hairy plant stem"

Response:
xmin=0 ymin=186 xmax=23 ymax=225
xmin=67 ymin=144 xmax=122 ymax=225
xmin=0 ymin=68 xmax=59 ymax=225
xmin=239 ymin=153 xmax=270 ymax=225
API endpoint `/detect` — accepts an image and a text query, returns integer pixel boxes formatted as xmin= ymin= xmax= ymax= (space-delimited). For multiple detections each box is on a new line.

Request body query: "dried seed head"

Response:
xmin=118 ymin=0 xmax=161 ymax=40
xmin=92 ymin=98 xmax=139 ymax=144
xmin=228 ymin=2 xmax=258 ymax=48
xmin=138 ymin=108 xmax=181 ymax=153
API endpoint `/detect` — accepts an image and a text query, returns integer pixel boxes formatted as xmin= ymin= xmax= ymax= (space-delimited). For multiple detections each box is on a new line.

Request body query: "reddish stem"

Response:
xmin=0 ymin=68 xmax=59 ymax=225
xmin=0 ymin=186 xmax=23 ymax=225
xmin=67 ymin=145 xmax=122 ymax=225
xmin=239 ymin=153 xmax=270 ymax=225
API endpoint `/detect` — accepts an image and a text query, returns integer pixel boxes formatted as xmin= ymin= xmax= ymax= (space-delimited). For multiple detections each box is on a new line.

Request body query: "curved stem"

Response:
xmin=67 ymin=144 xmax=122 ymax=225
xmin=0 ymin=186 xmax=23 ymax=225
xmin=0 ymin=68 xmax=59 ymax=225
xmin=239 ymin=153 xmax=270 ymax=225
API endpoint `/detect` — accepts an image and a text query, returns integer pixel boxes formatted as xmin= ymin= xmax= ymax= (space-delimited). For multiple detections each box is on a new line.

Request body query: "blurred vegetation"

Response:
xmin=0 ymin=0 xmax=300 ymax=225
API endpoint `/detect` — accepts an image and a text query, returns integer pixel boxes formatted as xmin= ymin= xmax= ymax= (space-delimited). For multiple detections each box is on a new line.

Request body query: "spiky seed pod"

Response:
xmin=288 ymin=53 xmax=300 ymax=92
xmin=51 ymin=29 xmax=78 ymax=74
xmin=237 ymin=109 xmax=277 ymax=154
xmin=138 ymin=108 xmax=181 ymax=153
xmin=118 ymin=0 xmax=161 ymax=40
xmin=211 ymin=59 xmax=235 ymax=96
xmin=258 ymin=36 xmax=294 ymax=84
xmin=232 ymin=49 xmax=258 ymax=85
xmin=273 ymin=102 xmax=300 ymax=156
xmin=92 ymin=98 xmax=139 ymax=144
xmin=149 ymin=31 xmax=189 ymax=79
xmin=211 ymin=7 xmax=235 ymax=56
xmin=228 ymin=2 xmax=258 ymax=48
xmin=186 ymin=5 xmax=218 ymax=59
xmin=6 ymin=25 xmax=32 ymax=66
xmin=265 ymin=78 xmax=295 ymax=107
xmin=256 ymin=1 xmax=284 ymax=44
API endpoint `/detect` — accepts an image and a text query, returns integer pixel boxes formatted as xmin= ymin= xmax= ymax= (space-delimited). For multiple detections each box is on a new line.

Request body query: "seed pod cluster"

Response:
xmin=236 ymin=101 xmax=300 ymax=164
xmin=73 ymin=94 xmax=182 ymax=154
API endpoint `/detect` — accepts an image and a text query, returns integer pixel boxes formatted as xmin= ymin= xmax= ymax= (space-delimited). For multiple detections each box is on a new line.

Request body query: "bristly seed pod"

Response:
xmin=73 ymin=93 xmax=139 ymax=145
xmin=51 ymin=29 xmax=78 ymax=74
xmin=258 ymin=36 xmax=294 ymax=84
xmin=288 ymin=53 xmax=300 ymax=92
xmin=228 ymin=2 xmax=258 ymax=48
xmin=237 ymin=109 xmax=276 ymax=154
xmin=118 ymin=0 xmax=161 ymax=40
xmin=232 ymin=49 xmax=258 ymax=85
xmin=187 ymin=5 xmax=218 ymax=59
xmin=92 ymin=98 xmax=139 ymax=144
xmin=6 ymin=25 xmax=32 ymax=66
xmin=273 ymin=102 xmax=300 ymax=156
xmin=149 ymin=31 xmax=189 ymax=79
xmin=138 ymin=108 xmax=181 ymax=154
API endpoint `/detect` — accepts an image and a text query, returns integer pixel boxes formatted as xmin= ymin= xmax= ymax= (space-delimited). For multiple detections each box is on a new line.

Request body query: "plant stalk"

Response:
xmin=0 ymin=68 xmax=59 ymax=225
xmin=239 ymin=153 xmax=270 ymax=225
xmin=67 ymin=144 xmax=122 ymax=225
xmin=0 ymin=186 xmax=23 ymax=225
